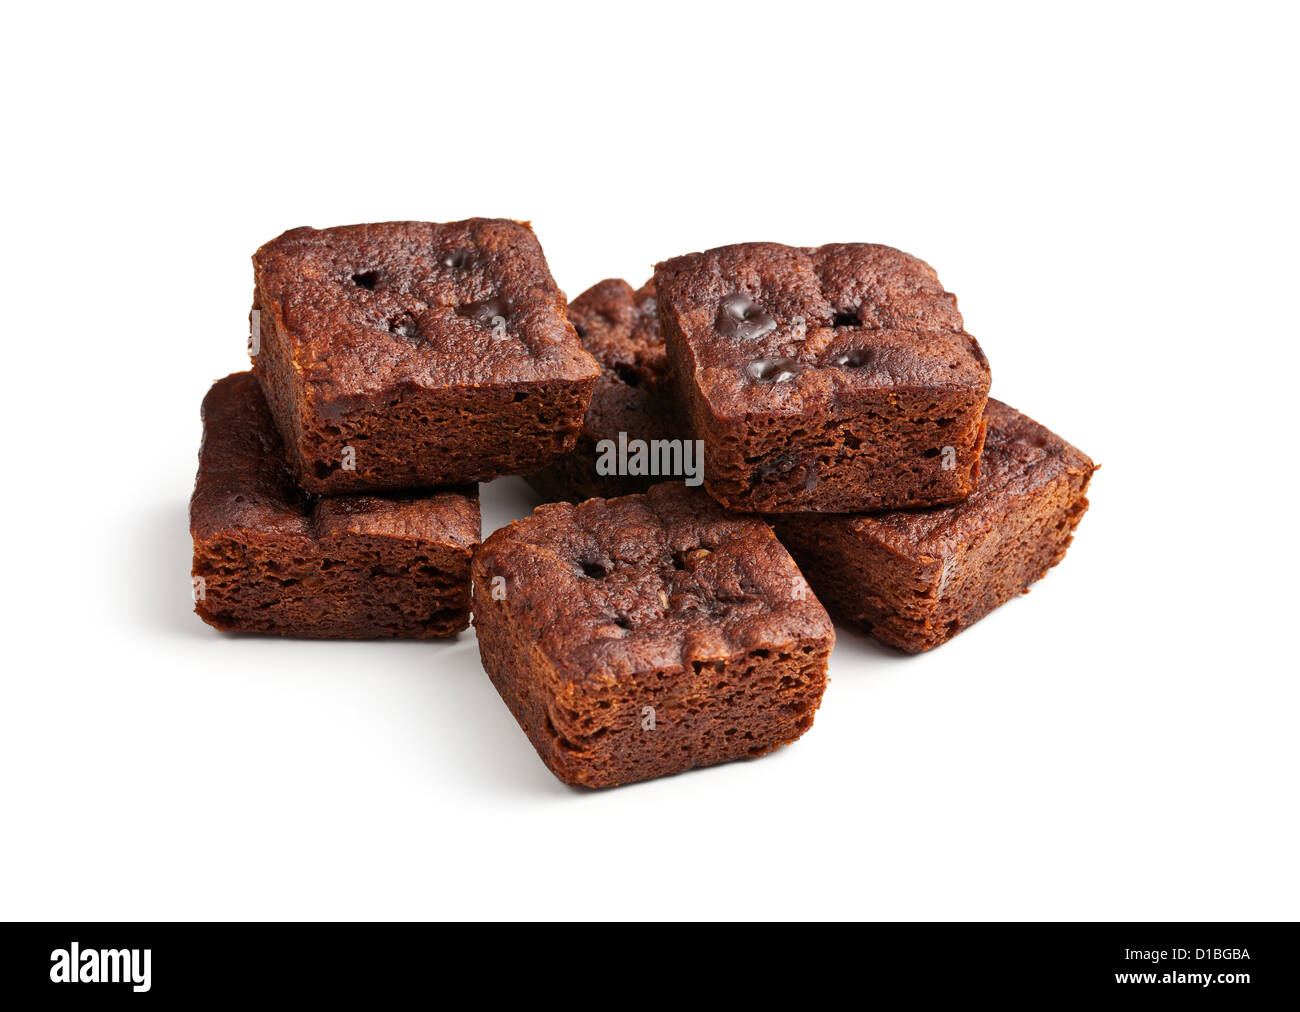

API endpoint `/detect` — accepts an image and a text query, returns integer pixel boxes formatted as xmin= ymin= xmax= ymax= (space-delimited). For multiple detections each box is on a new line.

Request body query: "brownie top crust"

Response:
xmin=835 ymin=399 xmax=1095 ymax=556
xmin=474 ymin=483 xmax=832 ymax=683
xmin=253 ymin=219 xmax=599 ymax=401
xmin=191 ymin=371 xmax=479 ymax=548
xmin=654 ymin=242 xmax=990 ymax=417
xmin=566 ymin=278 xmax=678 ymax=443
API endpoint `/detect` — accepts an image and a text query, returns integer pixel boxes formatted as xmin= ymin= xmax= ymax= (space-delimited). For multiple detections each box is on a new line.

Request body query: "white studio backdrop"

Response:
xmin=0 ymin=1 xmax=1295 ymax=920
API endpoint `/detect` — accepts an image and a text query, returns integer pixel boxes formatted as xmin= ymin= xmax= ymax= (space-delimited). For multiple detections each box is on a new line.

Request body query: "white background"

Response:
xmin=2 ymin=1 xmax=1296 ymax=921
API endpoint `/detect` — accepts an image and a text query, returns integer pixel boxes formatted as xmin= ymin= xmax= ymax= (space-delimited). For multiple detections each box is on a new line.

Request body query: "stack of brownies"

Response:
xmin=191 ymin=219 xmax=1095 ymax=788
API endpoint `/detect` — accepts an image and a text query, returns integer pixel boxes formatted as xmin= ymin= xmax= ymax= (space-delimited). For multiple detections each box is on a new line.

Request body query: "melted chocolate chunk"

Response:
xmin=717 ymin=293 xmax=777 ymax=340
xmin=831 ymin=349 xmax=870 ymax=368
xmin=387 ymin=313 xmax=419 ymax=340
xmin=756 ymin=453 xmax=817 ymax=490
xmin=745 ymin=356 xmax=804 ymax=384
xmin=442 ymin=248 xmax=471 ymax=269
xmin=457 ymin=296 xmax=513 ymax=327
xmin=351 ymin=271 xmax=380 ymax=290
xmin=757 ymin=452 xmax=800 ymax=477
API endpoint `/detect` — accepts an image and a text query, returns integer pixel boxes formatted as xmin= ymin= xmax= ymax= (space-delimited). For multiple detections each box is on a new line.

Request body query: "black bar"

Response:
xmin=0 ymin=922 xmax=1285 ymax=1001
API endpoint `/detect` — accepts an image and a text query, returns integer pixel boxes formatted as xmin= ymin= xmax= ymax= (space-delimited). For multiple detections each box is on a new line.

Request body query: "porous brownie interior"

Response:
xmin=655 ymin=242 xmax=991 ymax=511
xmin=472 ymin=483 xmax=834 ymax=787
xmin=773 ymin=400 xmax=1095 ymax=651
xmin=268 ymin=373 xmax=593 ymax=492
xmin=190 ymin=373 xmax=479 ymax=638
xmin=195 ymin=532 xmax=474 ymax=638
xmin=692 ymin=383 xmax=988 ymax=512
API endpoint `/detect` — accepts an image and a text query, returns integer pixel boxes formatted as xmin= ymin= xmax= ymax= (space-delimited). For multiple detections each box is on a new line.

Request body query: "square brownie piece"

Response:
xmin=772 ymin=400 xmax=1095 ymax=652
xmin=526 ymin=278 xmax=690 ymax=502
xmin=252 ymin=219 xmax=600 ymax=493
xmin=655 ymin=242 xmax=992 ymax=512
xmin=190 ymin=372 xmax=479 ymax=638
xmin=472 ymin=483 xmax=834 ymax=788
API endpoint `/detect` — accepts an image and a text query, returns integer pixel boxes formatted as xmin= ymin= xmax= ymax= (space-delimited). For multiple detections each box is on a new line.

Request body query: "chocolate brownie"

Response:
xmin=526 ymin=278 xmax=689 ymax=502
xmin=251 ymin=219 xmax=600 ymax=493
xmin=472 ymin=483 xmax=834 ymax=788
xmin=191 ymin=372 xmax=479 ymax=638
xmin=655 ymin=242 xmax=992 ymax=512
xmin=772 ymin=400 xmax=1094 ymax=652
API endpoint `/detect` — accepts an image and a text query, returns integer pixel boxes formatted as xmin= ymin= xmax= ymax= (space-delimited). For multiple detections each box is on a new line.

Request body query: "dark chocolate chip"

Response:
xmin=351 ymin=271 xmax=380 ymax=290
xmin=745 ymin=356 xmax=804 ymax=384
xmin=757 ymin=453 xmax=800 ymax=477
xmin=832 ymin=309 xmax=859 ymax=328
xmin=457 ymin=297 xmax=513 ymax=327
xmin=754 ymin=453 xmax=817 ymax=489
xmin=580 ymin=560 xmax=609 ymax=579
xmin=388 ymin=313 xmax=419 ymax=340
xmin=832 ymin=349 xmax=870 ymax=368
xmin=672 ymin=548 xmax=712 ymax=572
xmin=442 ymin=249 xmax=471 ymax=269
xmin=717 ymin=293 xmax=777 ymax=339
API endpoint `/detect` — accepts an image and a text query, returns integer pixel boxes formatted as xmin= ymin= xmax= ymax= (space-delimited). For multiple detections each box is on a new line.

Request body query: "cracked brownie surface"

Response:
xmin=190 ymin=372 xmax=479 ymax=638
xmin=773 ymin=400 xmax=1095 ymax=652
xmin=526 ymin=278 xmax=687 ymax=502
xmin=472 ymin=483 xmax=833 ymax=787
xmin=251 ymin=219 xmax=599 ymax=493
xmin=655 ymin=241 xmax=991 ymax=512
